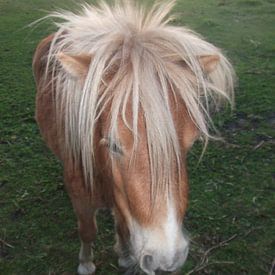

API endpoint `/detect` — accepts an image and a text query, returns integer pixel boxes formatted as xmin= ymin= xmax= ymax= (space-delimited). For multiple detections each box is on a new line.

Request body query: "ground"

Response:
xmin=0 ymin=0 xmax=274 ymax=274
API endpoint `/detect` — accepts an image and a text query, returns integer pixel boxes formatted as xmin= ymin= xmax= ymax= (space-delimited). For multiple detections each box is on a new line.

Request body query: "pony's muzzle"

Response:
xmin=140 ymin=246 xmax=189 ymax=274
xmin=141 ymin=254 xmax=156 ymax=273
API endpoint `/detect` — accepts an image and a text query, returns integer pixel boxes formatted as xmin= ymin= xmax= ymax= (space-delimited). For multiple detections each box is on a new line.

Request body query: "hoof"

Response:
xmin=77 ymin=261 xmax=96 ymax=275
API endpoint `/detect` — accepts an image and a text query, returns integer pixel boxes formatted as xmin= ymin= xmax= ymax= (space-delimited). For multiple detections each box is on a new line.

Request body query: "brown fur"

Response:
xmin=32 ymin=2 xmax=235 ymax=273
xmin=33 ymin=32 xmax=197 ymax=238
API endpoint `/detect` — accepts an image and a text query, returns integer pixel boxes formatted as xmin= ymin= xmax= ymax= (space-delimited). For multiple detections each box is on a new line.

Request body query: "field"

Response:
xmin=0 ymin=0 xmax=274 ymax=274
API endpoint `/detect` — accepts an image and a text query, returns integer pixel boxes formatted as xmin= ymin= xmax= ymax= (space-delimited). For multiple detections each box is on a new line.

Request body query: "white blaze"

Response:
xmin=129 ymin=196 xmax=189 ymax=273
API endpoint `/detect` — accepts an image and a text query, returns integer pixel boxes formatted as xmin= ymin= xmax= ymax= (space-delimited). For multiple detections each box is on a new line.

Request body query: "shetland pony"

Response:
xmin=33 ymin=1 xmax=234 ymax=274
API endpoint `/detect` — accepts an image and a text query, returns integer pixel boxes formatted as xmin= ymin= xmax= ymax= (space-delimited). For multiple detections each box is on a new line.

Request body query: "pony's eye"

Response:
xmin=100 ymin=138 xmax=123 ymax=155
xmin=109 ymin=142 xmax=123 ymax=155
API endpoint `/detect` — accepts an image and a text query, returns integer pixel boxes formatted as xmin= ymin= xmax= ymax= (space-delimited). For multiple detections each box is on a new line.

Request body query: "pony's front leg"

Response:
xmin=114 ymin=233 xmax=132 ymax=269
xmin=64 ymin=166 xmax=96 ymax=275
xmin=78 ymin=240 xmax=96 ymax=275
xmin=113 ymin=211 xmax=134 ymax=271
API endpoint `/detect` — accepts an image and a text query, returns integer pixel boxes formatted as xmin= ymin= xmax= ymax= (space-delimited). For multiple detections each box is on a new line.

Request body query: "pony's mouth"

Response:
xmin=155 ymin=270 xmax=179 ymax=275
xmin=119 ymin=258 xmax=179 ymax=275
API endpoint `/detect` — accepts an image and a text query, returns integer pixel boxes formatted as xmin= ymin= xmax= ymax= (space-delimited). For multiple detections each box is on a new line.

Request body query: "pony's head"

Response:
xmin=46 ymin=1 xmax=234 ymax=273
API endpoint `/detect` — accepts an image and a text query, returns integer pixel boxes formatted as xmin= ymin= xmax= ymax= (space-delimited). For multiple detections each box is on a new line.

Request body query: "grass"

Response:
xmin=0 ymin=0 xmax=274 ymax=274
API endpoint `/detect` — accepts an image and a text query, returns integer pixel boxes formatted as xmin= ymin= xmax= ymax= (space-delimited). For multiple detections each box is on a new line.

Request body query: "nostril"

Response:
xmin=141 ymin=254 xmax=155 ymax=273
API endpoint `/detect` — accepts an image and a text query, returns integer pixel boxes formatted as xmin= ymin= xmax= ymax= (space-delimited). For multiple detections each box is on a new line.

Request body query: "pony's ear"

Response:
xmin=57 ymin=52 xmax=92 ymax=78
xmin=198 ymin=55 xmax=220 ymax=74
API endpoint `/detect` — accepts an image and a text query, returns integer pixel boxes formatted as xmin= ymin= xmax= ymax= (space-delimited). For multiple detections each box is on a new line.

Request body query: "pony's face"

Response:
xmin=57 ymin=52 xmax=228 ymax=274
xmin=97 ymin=102 xmax=198 ymax=274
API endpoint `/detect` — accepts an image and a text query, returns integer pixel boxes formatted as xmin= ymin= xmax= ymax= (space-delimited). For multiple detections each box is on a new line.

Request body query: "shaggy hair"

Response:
xmin=42 ymin=0 xmax=235 ymax=192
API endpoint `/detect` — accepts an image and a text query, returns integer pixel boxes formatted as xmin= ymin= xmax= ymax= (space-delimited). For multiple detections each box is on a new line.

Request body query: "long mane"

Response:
xmin=43 ymin=0 xmax=234 ymax=190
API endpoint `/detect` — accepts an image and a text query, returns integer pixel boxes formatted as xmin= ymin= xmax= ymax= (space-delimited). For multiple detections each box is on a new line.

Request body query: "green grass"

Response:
xmin=0 ymin=0 xmax=274 ymax=274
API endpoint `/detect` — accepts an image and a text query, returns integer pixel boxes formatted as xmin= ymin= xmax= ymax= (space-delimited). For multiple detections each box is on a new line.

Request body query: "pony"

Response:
xmin=33 ymin=1 xmax=234 ymax=274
